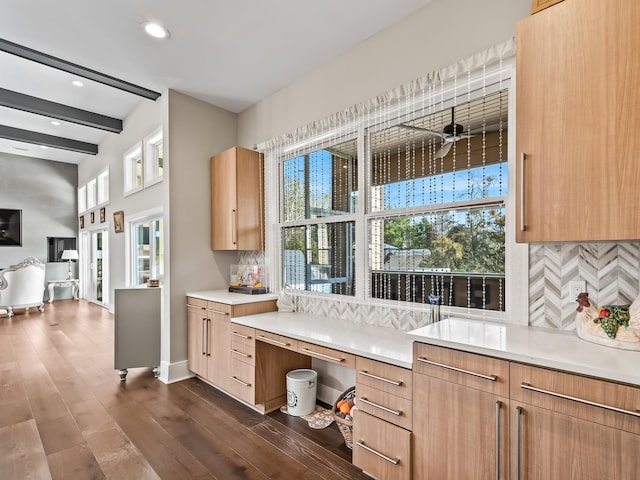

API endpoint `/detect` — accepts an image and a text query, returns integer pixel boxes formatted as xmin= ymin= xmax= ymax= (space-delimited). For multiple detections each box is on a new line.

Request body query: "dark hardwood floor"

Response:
xmin=0 ymin=300 xmax=370 ymax=479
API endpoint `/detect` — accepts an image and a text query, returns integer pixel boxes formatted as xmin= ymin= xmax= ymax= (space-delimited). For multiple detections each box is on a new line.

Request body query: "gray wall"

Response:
xmin=0 ymin=153 xmax=78 ymax=294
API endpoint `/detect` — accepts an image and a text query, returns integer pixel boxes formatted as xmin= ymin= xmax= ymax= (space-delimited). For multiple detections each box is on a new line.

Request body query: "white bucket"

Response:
xmin=286 ymin=369 xmax=317 ymax=416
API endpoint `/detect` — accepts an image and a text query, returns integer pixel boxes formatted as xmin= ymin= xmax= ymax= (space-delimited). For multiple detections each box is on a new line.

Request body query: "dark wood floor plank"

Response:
xmin=37 ymin=414 xmax=86 ymax=455
xmin=251 ymin=418 xmax=370 ymax=480
xmin=84 ymin=425 xmax=161 ymax=480
xmin=0 ymin=419 xmax=52 ymax=480
xmin=47 ymin=442 xmax=106 ymax=480
xmin=143 ymin=392 xmax=303 ymax=480
xmin=107 ymin=400 xmax=212 ymax=479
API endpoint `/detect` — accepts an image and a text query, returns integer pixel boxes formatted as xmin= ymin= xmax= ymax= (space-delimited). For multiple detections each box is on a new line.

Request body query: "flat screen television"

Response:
xmin=0 ymin=209 xmax=22 ymax=246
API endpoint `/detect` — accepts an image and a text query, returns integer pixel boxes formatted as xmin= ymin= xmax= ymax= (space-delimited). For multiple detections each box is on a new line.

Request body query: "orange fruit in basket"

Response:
xmin=336 ymin=400 xmax=345 ymax=409
xmin=339 ymin=403 xmax=351 ymax=414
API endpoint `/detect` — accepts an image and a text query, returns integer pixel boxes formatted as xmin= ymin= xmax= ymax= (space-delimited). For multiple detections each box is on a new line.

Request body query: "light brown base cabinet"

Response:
xmin=412 ymin=342 xmax=640 ymax=479
xmin=186 ymin=297 xmax=278 ymax=408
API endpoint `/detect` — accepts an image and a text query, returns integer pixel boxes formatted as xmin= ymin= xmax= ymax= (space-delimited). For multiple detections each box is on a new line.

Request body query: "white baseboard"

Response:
xmin=158 ymin=360 xmax=194 ymax=384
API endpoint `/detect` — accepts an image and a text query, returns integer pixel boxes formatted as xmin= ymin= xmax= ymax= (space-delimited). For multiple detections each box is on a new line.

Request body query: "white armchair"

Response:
xmin=0 ymin=257 xmax=46 ymax=317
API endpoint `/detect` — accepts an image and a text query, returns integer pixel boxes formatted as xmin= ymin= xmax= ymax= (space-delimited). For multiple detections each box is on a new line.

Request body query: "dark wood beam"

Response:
xmin=0 ymin=88 xmax=122 ymax=133
xmin=0 ymin=37 xmax=161 ymax=100
xmin=0 ymin=125 xmax=98 ymax=155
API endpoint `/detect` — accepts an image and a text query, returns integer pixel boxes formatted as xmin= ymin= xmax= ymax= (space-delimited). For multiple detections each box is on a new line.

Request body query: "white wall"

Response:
xmin=238 ymin=0 xmax=530 ymax=147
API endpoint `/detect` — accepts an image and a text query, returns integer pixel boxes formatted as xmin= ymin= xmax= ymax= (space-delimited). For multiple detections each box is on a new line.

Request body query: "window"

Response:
xmin=96 ymin=167 xmax=109 ymax=205
xmin=78 ymin=185 xmax=86 ymax=214
xmin=143 ymin=127 xmax=164 ymax=187
xmin=86 ymin=178 xmax=97 ymax=209
xmin=123 ymin=143 xmax=143 ymax=196
xmin=131 ymin=216 xmax=164 ymax=285
xmin=281 ymin=139 xmax=357 ymax=295
xmin=276 ymin=85 xmax=511 ymax=315
xmin=367 ymin=89 xmax=508 ymax=311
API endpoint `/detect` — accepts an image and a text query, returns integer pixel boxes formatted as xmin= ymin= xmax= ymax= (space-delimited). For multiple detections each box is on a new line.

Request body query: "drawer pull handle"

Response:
xmin=495 ymin=400 xmax=502 ymax=480
xmin=257 ymin=335 xmax=290 ymax=347
xmin=201 ymin=318 xmax=206 ymax=356
xmin=515 ymin=406 xmax=522 ymax=480
xmin=230 ymin=376 xmax=251 ymax=387
xmin=231 ymin=349 xmax=251 ymax=358
xmin=359 ymin=370 xmax=402 ymax=386
xmin=417 ymin=357 xmax=497 ymax=381
xmin=206 ymin=319 xmax=211 ymax=356
xmin=301 ymin=348 xmax=343 ymax=363
xmin=232 ymin=331 xmax=252 ymax=340
xmin=186 ymin=303 xmax=206 ymax=309
xmin=356 ymin=441 xmax=400 ymax=465
xmin=520 ymin=383 xmax=640 ymax=417
xmin=359 ymin=397 xmax=402 ymax=416
xmin=206 ymin=309 xmax=229 ymax=316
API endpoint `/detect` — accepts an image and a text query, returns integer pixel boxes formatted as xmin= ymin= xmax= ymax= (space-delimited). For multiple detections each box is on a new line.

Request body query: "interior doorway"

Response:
xmin=80 ymin=226 xmax=109 ymax=306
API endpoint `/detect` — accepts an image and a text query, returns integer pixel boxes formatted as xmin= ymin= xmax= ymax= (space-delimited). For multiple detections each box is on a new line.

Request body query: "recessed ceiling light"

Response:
xmin=40 ymin=145 xmax=48 ymax=149
xmin=143 ymin=22 xmax=170 ymax=39
xmin=72 ymin=80 xmax=84 ymax=87
xmin=51 ymin=120 xmax=61 ymax=126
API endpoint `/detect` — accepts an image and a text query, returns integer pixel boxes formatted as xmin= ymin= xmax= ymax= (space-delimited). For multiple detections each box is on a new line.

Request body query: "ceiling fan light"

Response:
xmin=143 ymin=22 xmax=170 ymax=39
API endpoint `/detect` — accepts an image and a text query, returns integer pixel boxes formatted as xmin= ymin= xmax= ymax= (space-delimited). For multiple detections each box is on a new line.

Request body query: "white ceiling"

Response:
xmin=0 ymin=0 xmax=433 ymax=164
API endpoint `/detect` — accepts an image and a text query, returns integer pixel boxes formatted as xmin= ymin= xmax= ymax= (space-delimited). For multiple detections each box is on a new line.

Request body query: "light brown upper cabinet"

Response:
xmin=531 ymin=0 xmax=563 ymax=14
xmin=211 ymin=146 xmax=264 ymax=250
xmin=516 ymin=0 xmax=640 ymax=242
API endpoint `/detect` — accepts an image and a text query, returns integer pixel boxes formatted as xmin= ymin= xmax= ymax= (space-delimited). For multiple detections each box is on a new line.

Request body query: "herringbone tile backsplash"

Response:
xmin=529 ymin=243 xmax=640 ymax=330
xmin=241 ymin=244 xmax=640 ymax=331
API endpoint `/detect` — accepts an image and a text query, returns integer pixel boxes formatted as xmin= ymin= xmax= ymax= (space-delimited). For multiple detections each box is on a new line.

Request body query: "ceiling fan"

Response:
xmin=400 ymin=107 xmax=474 ymax=159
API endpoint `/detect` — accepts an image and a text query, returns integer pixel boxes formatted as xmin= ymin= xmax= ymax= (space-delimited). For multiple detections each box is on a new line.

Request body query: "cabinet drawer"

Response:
xmin=356 ymin=357 xmax=412 ymax=400
xmin=357 ymin=384 xmax=412 ymax=431
xmin=298 ymin=342 xmax=356 ymax=368
xmin=413 ymin=343 xmax=509 ymax=397
xmin=256 ymin=330 xmax=298 ymax=352
xmin=511 ymin=362 xmax=640 ymax=435
xmin=230 ymin=324 xmax=255 ymax=347
xmin=353 ymin=410 xmax=411 ymax=480
xmin=186 ymin=297 xmax=207 ymax=309
xmin=230 ymin=340 xmax=255 ymax=366
xmin=206 ymin=301 xmax=232 ymax=316
xmin=229 ymin=359 xmax=255 ymax=404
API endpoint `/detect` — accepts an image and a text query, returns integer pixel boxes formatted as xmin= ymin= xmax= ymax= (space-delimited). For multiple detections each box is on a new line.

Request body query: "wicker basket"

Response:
xmin=333 ymin=386 xmax=355 ymax=449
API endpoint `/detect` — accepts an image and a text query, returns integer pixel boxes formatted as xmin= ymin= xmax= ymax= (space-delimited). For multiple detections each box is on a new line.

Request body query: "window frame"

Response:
xmin=270 ymin=62 xmax=527 ymax=323
xmin=123 ymin=142 xmax=144 ymax=196
xmin=143 ymin=126 xmax=164 ymax=187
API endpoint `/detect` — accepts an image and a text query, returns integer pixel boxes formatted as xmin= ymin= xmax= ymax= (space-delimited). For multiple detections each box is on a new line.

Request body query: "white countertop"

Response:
xmin=408 ymin=318 xmax=640 ymax=387
xmin=231 ymin=311 xmax=414 ymax=369
xmin=186 ymin=289 xmax=279 ymax=305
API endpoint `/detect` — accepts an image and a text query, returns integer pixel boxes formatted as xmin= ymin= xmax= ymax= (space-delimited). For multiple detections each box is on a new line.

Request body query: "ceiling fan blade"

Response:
xmin=398 ymin=124 xmax=447 ymax=140
xmin=434 ymin=142 xmax=453 ymax=159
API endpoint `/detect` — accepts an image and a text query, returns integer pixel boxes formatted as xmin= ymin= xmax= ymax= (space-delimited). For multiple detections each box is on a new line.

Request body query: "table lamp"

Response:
xmin=61 ymin=249 xmax=79 ymax=279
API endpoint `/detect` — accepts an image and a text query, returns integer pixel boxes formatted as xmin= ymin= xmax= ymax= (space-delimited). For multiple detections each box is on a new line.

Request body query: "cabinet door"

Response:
xmin=206 ymin=302 xmax=231 ymax=389
xmin=413 ymin=373 xmax=509 ymax=480
xmin=210 ymin=147 xmax=264 ymax=250
xmin=511 ymin=402 xmax=640 ymax=479
xmin=211 ymin=147 xmax=238 ymax=250
xmin=516 ymin=0 xmax=640 ymax=242
xmin=187 ymin=302 xmax=208 ymax=377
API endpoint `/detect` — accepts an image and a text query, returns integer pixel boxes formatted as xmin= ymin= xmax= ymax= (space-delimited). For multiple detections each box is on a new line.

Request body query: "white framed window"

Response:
xmin=143 ymin=127 xmax=164 ymax=187
xmin=86 ymin=178 xmax=97 ymax=209
xmin=78 ymin=185 xmax=87 ymax=214
xmin=96 ymin=167 xmax=109 ymax=206
xmin=273 ymin=58 xmax=525 ymax=321
xmin=123 ymin=143 xmax=143 ymax=196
